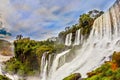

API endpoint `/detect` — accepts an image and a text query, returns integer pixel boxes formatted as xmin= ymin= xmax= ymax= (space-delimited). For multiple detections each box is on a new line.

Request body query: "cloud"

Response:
xmin=0 ymin=0 xmax=116 ymax=40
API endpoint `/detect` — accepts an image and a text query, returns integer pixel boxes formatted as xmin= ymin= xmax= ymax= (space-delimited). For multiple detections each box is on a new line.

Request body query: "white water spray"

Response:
xmin=65 ymin=33 xmax=72 ymax=46
xmin=47 ymin=0 xmax=120 ymax=80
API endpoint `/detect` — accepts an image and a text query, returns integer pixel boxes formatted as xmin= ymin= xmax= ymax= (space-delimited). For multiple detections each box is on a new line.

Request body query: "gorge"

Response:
xmin=0 ymin=0 xmax=119 ymax=80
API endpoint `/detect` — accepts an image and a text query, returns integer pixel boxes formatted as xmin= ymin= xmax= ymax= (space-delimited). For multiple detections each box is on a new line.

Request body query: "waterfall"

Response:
xmin=47 ymin=0 xmax=120 ymax=80
xmin=65 ymin=33 xmax=72 ymax=46
xmin=74 ymin=29 xmax=80 ymax=45
xmin=74 ymin=29 xmax=84 ymax=45
xmin=40 ymin=53 xmax=48 ymax=80
xmin=48 ymin=50 xmax=70 ymax=79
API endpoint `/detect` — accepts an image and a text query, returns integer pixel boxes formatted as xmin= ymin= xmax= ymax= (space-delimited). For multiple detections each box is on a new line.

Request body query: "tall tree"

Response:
xmin=16 ymin=34 xmax=23 ymax=40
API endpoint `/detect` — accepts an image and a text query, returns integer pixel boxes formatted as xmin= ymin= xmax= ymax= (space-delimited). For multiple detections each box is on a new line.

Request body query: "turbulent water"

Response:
xmin=44 ymin=0 xmax=120 ymax=80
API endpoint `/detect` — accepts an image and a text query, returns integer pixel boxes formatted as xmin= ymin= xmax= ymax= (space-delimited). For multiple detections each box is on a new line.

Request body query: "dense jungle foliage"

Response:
xmin=4 ymin=38 xmax=65 ymax=76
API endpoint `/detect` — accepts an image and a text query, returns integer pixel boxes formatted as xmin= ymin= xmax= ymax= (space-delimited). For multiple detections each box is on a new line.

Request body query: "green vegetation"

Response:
xmin=4 ymin=57 xmax=35 ymax=76
xmin=4 ymin=9 xmax=104 ymax=78
xmin=79 ymin=14 xmax=94 ymax=38
xmin=58 ymin=9 xmax=104 ymax=44
xmin=85 ymin=51 xmax=120 ymax=80
xmin=112 ymin=51 xmax=120 ymax=67
xmin=4 ymin=38 xmax=66 ymax=76
xmin=63 ymin=73 xmax=81 ymax=80
xmin=0 ymin=75 xmax=11 ymax=80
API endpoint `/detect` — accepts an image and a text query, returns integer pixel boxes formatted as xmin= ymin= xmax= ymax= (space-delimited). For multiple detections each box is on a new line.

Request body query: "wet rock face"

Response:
xmin=0 ymin=39 xmax=13 ymax=56
xmin=63 ymin=73 xmax=81 ymax=80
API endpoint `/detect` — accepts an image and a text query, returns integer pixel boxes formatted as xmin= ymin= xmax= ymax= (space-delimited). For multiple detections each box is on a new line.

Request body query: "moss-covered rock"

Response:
xmin=63 ymin=73 xmax=81 ymax=80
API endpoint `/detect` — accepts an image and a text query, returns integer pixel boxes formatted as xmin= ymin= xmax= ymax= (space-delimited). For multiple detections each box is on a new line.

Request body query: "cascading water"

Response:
xmin=74 ymin=29 xmax=84 ymax=45
xmin=74 ymin=29 xmax=80 ymax=45
xmin=65 ymin=33 xmax=72 ymax=46
xmin=48 ymin=50 xmax=71 ymax=79
xmin=1 ymin=0 xmax=118 ymax=80
xmin=46 ymin=0 xmax=120 ymax=80
xmin=40 ymin=52 xmax=48 ymax=80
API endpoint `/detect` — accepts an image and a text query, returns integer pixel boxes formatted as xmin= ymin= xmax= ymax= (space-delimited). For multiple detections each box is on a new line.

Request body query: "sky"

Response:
xmin=0 ymin=0 xmax=116 ymax=41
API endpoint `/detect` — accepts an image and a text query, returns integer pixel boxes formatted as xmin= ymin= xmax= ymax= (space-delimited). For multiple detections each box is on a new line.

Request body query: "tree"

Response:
xmin=65 ymin=27 xmax=70 ymax=31
xmin=112 ymin=52 xmax=120 ymax=67
xmin=79 ymin=14 xmax=94 ymax=28
xmin=79 ymin=14 xmax=94 ymax=37
xmin=88 ymin=9 xmax=104 ymax=19
xmin=16 ymin=34 xmax=23 ymax=40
